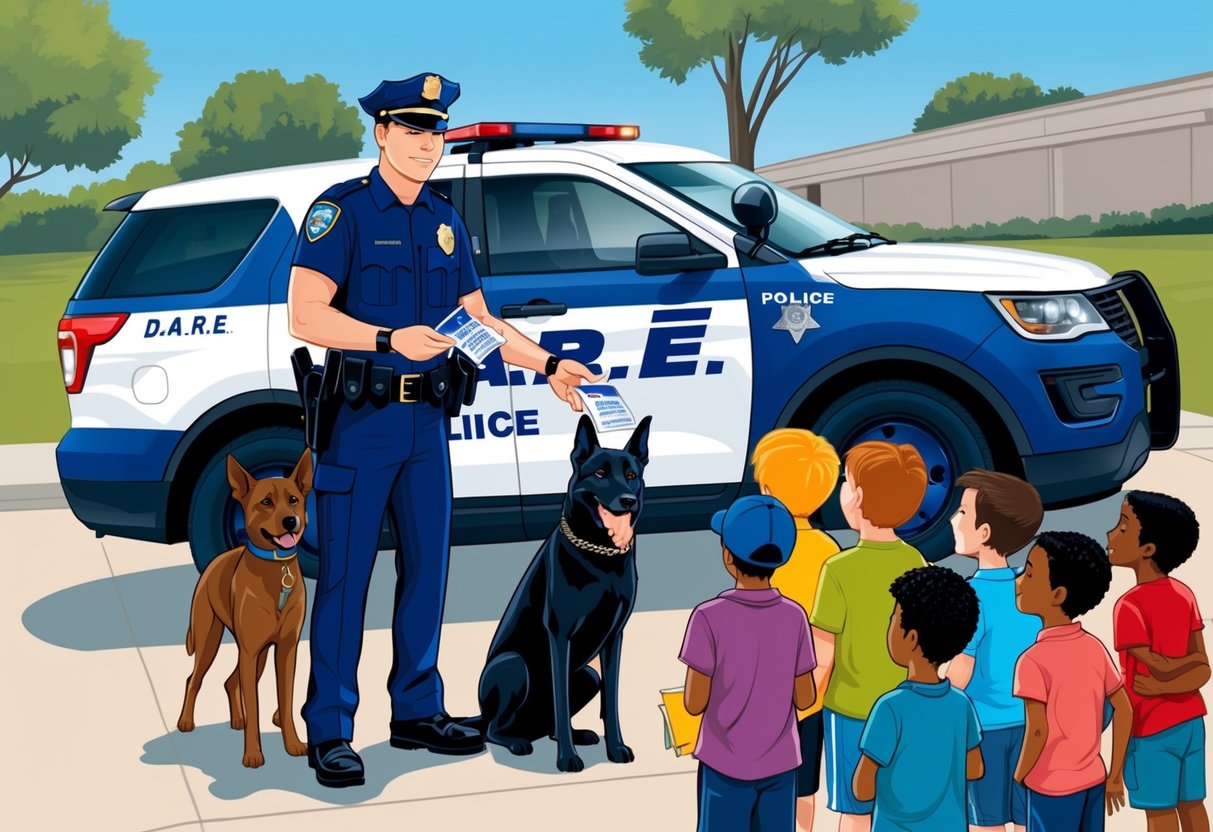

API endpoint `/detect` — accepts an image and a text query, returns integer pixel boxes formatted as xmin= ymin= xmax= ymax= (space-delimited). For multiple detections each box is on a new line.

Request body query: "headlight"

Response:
xmin=988 ymin=294 xmax=1108 ymax=339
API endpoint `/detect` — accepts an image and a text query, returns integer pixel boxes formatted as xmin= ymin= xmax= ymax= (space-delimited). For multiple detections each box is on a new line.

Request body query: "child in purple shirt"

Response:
xmin=680 ymin=494 xmax=818 ymax=832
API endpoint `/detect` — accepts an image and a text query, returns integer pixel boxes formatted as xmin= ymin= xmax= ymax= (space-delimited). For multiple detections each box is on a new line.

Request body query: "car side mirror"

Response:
xmin=635 ymin=232 xmax=727 ymax=276
xmin=731 ymin=182 xmax=778 ymax=257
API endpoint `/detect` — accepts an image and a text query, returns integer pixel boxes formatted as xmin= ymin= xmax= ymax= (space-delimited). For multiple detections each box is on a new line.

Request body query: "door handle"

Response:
xmin=500 ymin=301 xmax=568 ymax=318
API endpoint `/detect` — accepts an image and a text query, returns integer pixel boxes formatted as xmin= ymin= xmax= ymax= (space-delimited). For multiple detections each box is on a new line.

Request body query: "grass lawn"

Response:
xmin=0 ymin=236 xmax=1209 ymax=445
xmin=0 ymin=252 xmax=95 ymax=444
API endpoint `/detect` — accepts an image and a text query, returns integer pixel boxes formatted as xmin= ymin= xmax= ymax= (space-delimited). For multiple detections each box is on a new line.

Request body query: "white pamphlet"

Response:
xmin=435 ymin=306 xmax=506 ymax=366
xmin=573 ymin=384 xmax=637 ymax=433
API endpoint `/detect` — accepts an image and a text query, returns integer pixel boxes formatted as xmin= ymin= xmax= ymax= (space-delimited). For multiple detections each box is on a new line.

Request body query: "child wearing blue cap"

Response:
xmin=679 ymin=494 xmax=818 ymax=832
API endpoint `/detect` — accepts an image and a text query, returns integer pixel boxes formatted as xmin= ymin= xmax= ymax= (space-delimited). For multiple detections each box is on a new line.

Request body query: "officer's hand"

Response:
xmin=546 ymin=360 xmax=605 ymax=412
xmin=391 ymin=326 xmax=456 ymax=361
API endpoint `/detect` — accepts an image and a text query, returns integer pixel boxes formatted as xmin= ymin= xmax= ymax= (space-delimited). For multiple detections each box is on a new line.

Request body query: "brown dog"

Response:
xmin=176 ymin=450 xmax=312 ymax=768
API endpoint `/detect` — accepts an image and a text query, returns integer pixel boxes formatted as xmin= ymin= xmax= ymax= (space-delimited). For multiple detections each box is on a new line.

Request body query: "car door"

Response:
xmin=473 ymin=163 xmax=752 ymax=536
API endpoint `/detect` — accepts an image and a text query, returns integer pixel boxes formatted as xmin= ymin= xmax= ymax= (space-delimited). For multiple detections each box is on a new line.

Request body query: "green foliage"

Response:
xmin=866 ymin=203 xmax=1213 ymax=242
xmin=0 ymin=0 xmax=158 ymax=197
xmin=171 ymin=70 xmax=365 ymax=181
xmin=913 ymin=72 xmax=1083 ymax=132
xmin=0 ymin=161 xmax=178 ymax=254
xmin=624 ymin=0 xmax=917 ymax=167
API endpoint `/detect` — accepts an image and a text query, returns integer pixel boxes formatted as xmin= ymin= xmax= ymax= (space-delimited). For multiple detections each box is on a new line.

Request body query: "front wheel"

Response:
xmin=809 ymin=380 xmax=994 ymax=561
xmin=187 ymin=426 xmax=320 ymax=579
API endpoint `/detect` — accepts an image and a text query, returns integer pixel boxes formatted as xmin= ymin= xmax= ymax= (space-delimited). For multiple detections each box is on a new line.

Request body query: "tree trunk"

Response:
xmin=0 ymin=153 xmax=45 ymax=202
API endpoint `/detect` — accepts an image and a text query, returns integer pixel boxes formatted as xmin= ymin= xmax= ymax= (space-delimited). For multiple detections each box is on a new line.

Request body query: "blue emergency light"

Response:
xmin=444 ymin=122 xmax=640 ymax=143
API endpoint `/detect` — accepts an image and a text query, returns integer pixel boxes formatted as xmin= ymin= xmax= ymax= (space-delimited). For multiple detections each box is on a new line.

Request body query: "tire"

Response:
xmin=809 ymin=380 xmax=994 ymax=561
xmin=187 ymin=426 xmax=319 ymax=579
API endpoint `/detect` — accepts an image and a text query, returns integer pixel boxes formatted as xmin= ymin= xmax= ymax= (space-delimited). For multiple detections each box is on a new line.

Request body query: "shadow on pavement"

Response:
xmin=24 ymin=531 xmax=734 ymax=650
xmin=142 ymin=725 xmax=470 ymax=803
xmin=24 ymin=491 xmax=1123 ymax=652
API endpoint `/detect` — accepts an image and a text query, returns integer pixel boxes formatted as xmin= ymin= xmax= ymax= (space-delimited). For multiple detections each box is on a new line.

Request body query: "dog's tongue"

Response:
xmin=597 ymin=503 xmax=633 ymax=550
xmin=277 ymin=533 xmax=297 ymax=549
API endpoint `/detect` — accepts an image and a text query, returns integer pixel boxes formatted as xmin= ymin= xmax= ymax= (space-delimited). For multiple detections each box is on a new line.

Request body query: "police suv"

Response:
xmin=55 ymin=122 xmax=1180 ymax=577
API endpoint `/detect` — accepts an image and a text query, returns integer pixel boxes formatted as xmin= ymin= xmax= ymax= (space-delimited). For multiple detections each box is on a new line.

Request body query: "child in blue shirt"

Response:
xmin=854 ymin=566 xmax=984 ymax=831
xmin=946 ymin=469 xmax=1044 ymax=831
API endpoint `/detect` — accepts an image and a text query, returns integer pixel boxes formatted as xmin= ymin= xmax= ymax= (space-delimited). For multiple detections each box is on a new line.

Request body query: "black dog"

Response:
xmin=469 ymin=414 xmax=651 ymax=772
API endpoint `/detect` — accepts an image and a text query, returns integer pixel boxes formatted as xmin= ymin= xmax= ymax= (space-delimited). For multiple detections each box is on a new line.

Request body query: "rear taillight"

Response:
xmin=58 ymin=314 xmax=128 ymax=394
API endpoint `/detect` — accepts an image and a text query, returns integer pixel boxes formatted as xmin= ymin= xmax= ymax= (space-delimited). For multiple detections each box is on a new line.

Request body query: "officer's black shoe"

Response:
xmin=389 ymin=713 xmax=485 ymax=755
xmin=307 ymin=739 xmax=365 ymax=788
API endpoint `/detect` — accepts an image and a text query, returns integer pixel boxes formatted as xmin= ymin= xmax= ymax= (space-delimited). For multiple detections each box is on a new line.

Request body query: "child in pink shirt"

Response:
xmin=1012 ymin=531 xmax=1132 ymax=832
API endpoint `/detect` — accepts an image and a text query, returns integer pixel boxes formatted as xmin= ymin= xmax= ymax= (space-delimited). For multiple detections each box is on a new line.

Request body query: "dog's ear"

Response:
xmin=571 ymin=414 xmax=599 ymax=465
xmin=626 ymin=415 xmax=652 ymax=466
xmin=290 ymin=449 xmax=314 ymax=496
xmin=226 ymin=454 xmax=254 ymax=501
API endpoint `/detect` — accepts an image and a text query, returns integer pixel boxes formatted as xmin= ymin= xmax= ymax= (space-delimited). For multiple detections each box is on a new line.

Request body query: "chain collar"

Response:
xmin=559 ymin=516 xmax=632 ymax=557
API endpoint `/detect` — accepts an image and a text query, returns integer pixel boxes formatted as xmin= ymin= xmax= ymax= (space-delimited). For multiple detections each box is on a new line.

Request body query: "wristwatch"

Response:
xmin=545 ymin=354 xmax=562 ymax=376
xmin=376 ymin=329 xmax=393 ymax=354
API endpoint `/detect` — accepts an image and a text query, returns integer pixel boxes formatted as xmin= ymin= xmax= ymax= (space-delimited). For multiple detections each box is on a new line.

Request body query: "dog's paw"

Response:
xmin=230 ymin=715 xmax=245 ymax=730
xmin=556 ymin=752 xmax=585 ymax=773
xmin=284 ymin=737 xmax=307 ymax=757
xmin=507 ymin=738 xmax=533 ymax=756
xmin=243 ymin=749 xmax=265 ymax=768
xmin=272 ymin=709 xmax=281 ymax=728
xmin=606 ymin=742 xmax=635 ymax=764
xmin=177 ymin=716 xmax=195 ymax=733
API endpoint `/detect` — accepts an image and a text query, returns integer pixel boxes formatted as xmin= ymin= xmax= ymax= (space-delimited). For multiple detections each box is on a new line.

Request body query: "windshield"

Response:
xmin=626 ymin=161 xmax=867 ymax=257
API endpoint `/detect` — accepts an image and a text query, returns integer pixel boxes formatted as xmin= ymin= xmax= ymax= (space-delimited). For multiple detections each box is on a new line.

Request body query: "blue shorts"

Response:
xmin=795 ymin=711 xmax=824 ymax=798
xmin=1126 ymin=717 xmax=1207 ymax=810
xmin=1028 ymin=782 xmax=1105 ymax=832
xmin=968 ymin=725 xmax=1028 ymax=826
xmin=696 ymin=763 xmax=795 ymax=832
xmin=824 ymin=709 xmax=874 ymax=815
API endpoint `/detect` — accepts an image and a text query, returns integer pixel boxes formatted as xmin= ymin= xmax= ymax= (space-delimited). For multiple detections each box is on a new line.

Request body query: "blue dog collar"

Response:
xmin=245 ymin=538 xmax=298 ymax=561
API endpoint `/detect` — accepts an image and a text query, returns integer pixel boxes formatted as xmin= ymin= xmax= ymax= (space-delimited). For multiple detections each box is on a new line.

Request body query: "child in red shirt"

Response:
xmin=1107 ymin=490 xmax=1208 ymax=831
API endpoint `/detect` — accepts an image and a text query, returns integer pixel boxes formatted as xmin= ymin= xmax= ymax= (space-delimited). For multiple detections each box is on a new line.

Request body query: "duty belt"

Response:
xmin=341 ymin=356 xmax=452 ymax=409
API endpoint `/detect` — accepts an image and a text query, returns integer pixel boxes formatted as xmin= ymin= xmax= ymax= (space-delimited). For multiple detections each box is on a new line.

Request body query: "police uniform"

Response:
xmin=291 ymin=74 xmax=482 ymax=772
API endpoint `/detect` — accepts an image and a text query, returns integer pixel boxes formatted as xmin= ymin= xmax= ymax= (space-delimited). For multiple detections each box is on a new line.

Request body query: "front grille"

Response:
xmin=1086 ymin=288 xmax=1141 ymax=348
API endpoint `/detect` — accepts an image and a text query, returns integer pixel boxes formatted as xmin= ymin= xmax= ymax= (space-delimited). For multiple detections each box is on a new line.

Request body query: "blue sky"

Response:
xmin=23 ymin=0 xmax=1213 ymax=194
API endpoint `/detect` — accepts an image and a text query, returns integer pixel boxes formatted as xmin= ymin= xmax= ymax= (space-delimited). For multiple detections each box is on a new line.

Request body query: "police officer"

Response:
xmin=287 ymin=73 xmax=598 ymax=788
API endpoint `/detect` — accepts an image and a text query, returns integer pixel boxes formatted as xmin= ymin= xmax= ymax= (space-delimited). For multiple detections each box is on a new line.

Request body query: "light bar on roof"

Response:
xmin=444 ymin=122 xmax=640 ymax=143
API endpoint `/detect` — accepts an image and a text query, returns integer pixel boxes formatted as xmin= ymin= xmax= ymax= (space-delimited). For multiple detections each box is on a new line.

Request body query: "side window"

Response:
xmin=482 ymin=175 xmax=679 ymax=275
xmin=75 ymin=199 xmax=278 ymax=300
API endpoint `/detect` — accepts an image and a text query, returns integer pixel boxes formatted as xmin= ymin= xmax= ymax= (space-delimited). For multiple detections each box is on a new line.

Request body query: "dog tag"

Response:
xmin=278 ymin=585 xmax=291 ymax=611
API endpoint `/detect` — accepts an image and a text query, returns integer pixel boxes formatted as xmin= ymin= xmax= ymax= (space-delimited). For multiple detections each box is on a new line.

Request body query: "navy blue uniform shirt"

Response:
xmin=292 ymin=165 xmax=482 ymax=374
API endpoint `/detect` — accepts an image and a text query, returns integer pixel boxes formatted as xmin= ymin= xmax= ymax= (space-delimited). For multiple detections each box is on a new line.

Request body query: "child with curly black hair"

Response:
xmin=852 ymin=566 xmax=984 ymax=831
xmin=1107 ymin=491 xmax=1208 ymax=832
xmin=1012 ymin=531 xmax=1133 ymax=832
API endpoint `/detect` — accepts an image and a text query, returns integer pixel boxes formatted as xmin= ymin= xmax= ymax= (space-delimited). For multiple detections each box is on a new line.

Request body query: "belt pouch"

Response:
xmin=343 ymin=357 xmax=369 ymax=406
xmin=369 ymin=364 xmax=392 ymax=406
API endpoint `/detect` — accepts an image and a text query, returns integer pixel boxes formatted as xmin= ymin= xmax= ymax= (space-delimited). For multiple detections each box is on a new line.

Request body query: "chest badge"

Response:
xmin=437 ymin=223 xmax=455 ymax=256
xmin=305 ymin=202 xmax=340 ymax=243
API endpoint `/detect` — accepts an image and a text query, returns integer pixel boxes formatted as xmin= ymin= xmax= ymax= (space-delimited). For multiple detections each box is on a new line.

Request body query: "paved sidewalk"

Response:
xmin=3 ymin=417 xmax=1213 ymax=830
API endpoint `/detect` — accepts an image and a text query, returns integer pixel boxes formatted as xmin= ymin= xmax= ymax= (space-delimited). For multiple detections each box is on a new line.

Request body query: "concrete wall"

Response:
xmin=758 ymin=72 xmax=1213 ymax=227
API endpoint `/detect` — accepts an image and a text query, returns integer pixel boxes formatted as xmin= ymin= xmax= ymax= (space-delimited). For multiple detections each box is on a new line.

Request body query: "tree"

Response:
xmin=913 ymin=73 xmax=1084 ymax=132
xmin=171 ymin=70 xmax=365 ymax=181
xmin=624 ymin=0 xmax=918 ymax=169
xmin=0 ymin=0 xmax=158 ymax=201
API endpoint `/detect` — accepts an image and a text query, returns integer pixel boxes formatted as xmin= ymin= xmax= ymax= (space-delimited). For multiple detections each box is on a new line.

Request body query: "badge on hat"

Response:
xmin=423 ymin=75 xmax=442 ymax=101
xmin=437 ymin=223 xmax=455 ymax=255
xmin=306 ymin=202 xmax=340 ymax=243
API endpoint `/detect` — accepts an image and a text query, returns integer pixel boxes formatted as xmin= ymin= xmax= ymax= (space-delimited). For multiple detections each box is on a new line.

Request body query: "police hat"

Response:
xmin=359 ymin=73 xmax=460 ymax=132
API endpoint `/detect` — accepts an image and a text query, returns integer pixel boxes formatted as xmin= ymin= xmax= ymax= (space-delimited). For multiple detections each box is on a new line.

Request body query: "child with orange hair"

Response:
xmin=754 ymin=429 xmax=842 ymax=832
xmin=809 ymin=441 xmax=929 ymax=832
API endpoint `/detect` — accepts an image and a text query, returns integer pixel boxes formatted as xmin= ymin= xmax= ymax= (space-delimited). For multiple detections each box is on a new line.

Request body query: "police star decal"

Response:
xmin=773 ymin=303 xmax=820 ymax=344
xmin=305 ymin=202 xmax=340 ymax=242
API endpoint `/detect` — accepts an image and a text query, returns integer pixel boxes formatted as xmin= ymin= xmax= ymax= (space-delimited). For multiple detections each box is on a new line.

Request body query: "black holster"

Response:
xmin=445 ymin=351 xmax=480 ymax=417
xmin=290 ymin=346 xmax=342 ymax=453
